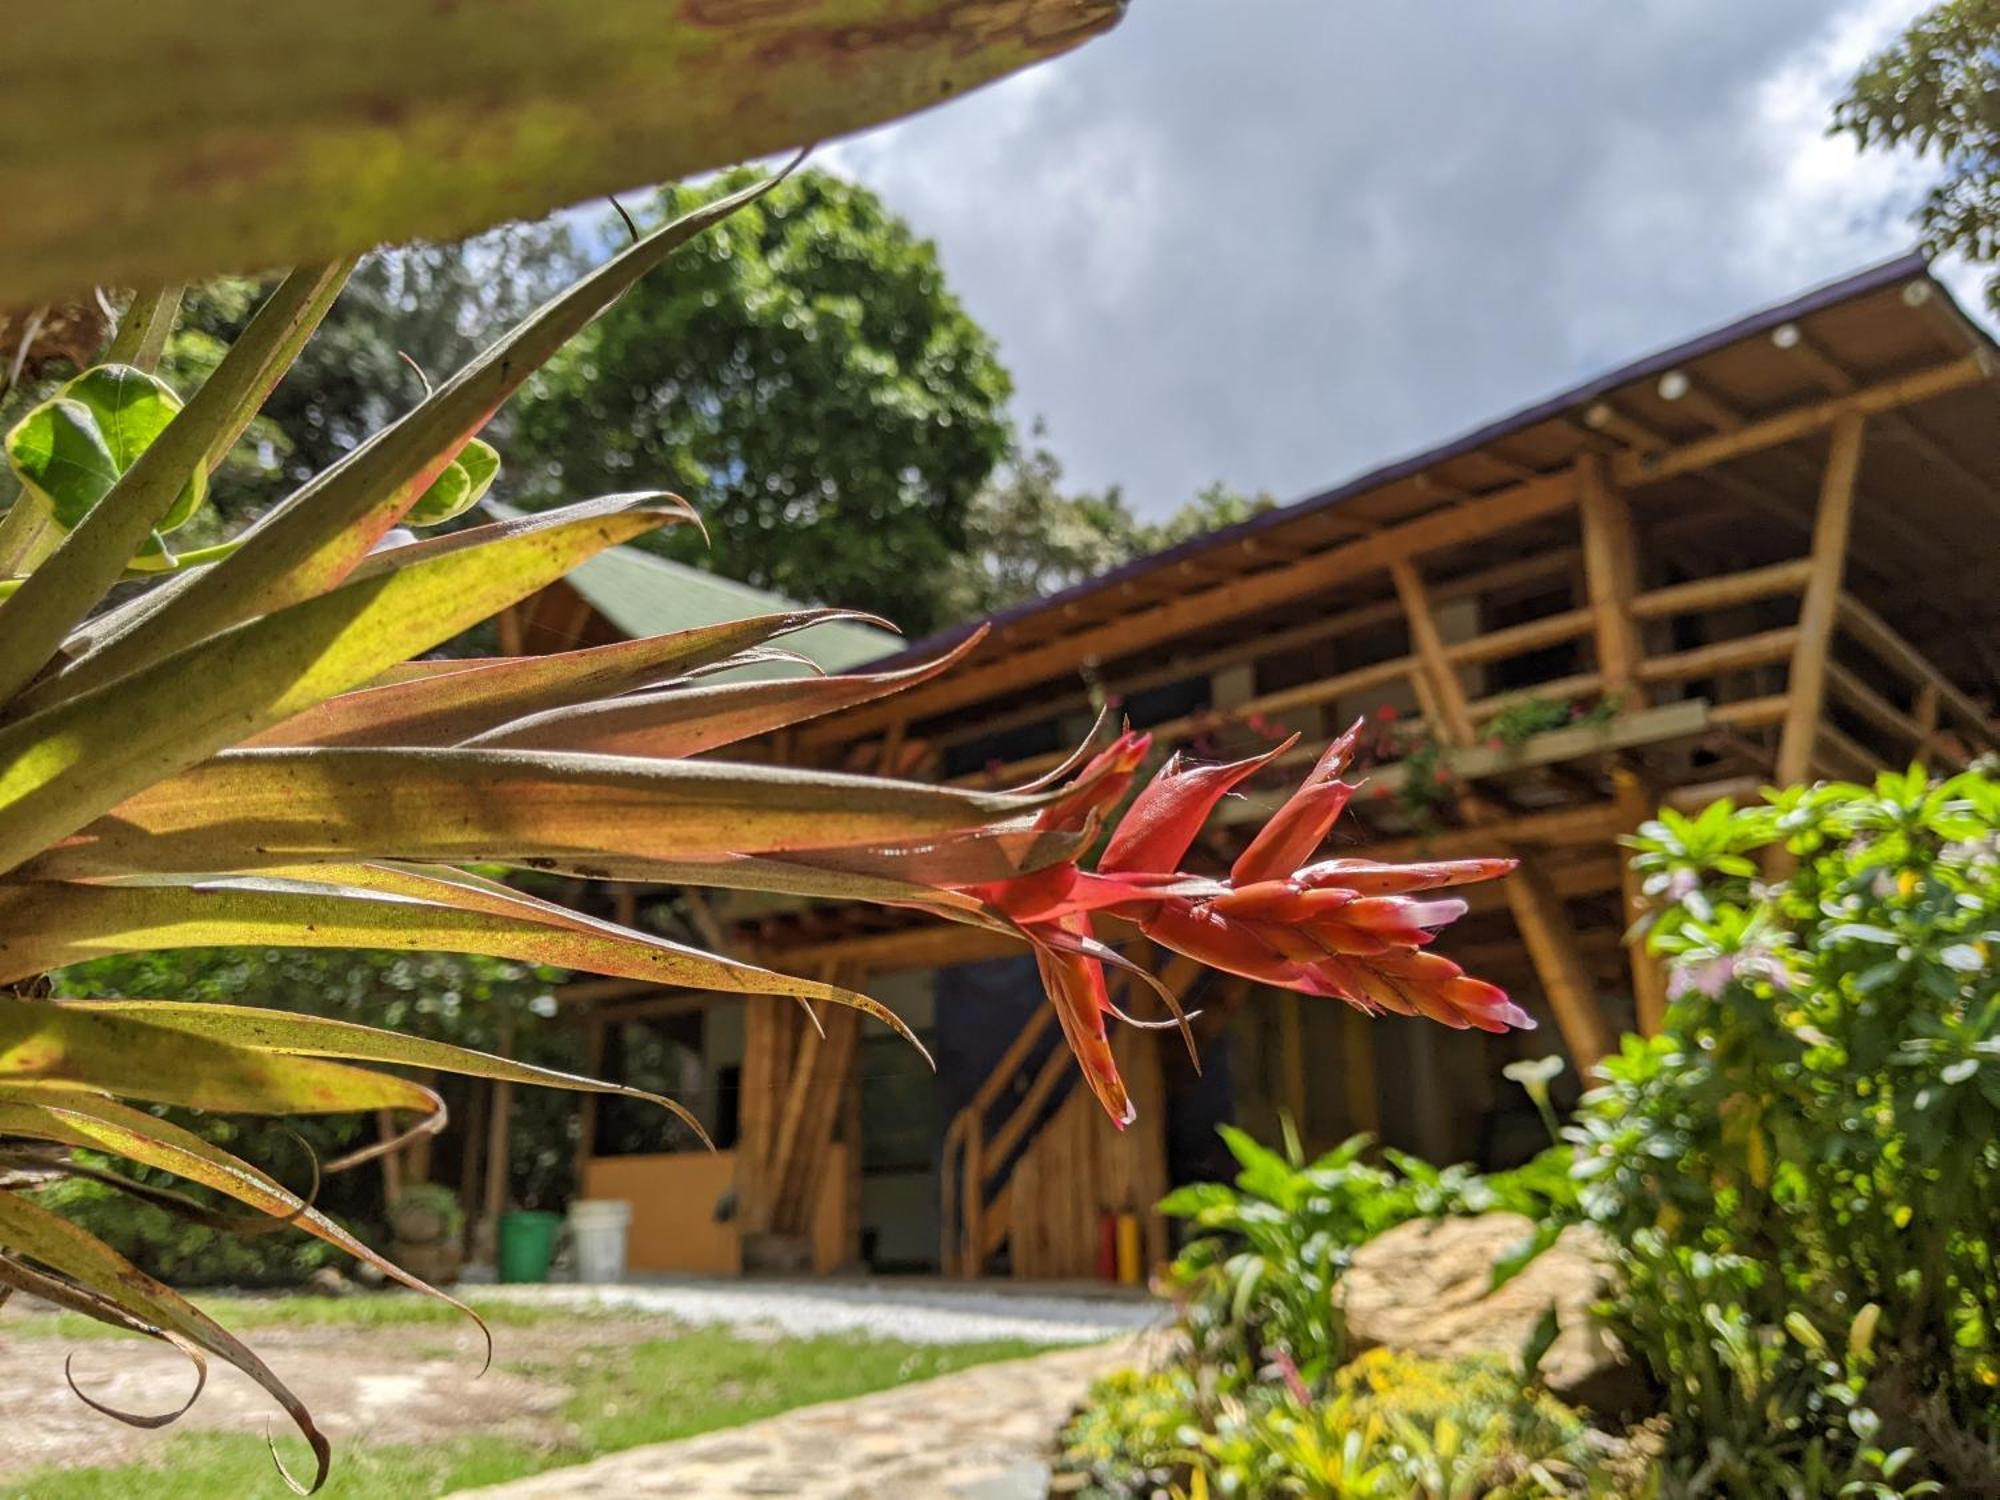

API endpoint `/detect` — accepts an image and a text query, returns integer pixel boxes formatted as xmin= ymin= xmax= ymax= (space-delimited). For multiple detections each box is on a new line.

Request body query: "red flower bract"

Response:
xmin=962 ymin=718 xmax=1528 ymax=1126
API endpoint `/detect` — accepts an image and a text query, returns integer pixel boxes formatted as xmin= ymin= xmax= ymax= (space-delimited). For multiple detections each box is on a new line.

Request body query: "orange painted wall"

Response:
xmin=582 ymin=1145 xmax=851 ymax=1276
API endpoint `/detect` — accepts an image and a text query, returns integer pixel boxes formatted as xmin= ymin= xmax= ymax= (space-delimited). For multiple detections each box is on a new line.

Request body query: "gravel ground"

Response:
xmin=474 ymin=1277 xmax=1164 ymax=1346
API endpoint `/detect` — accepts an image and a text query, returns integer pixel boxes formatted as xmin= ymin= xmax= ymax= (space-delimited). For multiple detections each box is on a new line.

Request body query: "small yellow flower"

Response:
xmin=1897 ymin=869 xmax=1919 ymax=898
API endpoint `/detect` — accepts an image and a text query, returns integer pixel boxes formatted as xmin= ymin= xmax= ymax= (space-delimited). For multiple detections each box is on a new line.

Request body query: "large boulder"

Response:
xmin=1340 ymin=1213 xmax=1648 ymax=1415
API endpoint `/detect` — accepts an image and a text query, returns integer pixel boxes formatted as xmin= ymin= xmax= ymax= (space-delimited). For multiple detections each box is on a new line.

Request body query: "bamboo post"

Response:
xmin=1391 ymin=559 xmax=1477 ymax=743
xmin=962 ymin=1124 xmax=985 ymax=1279
xmin=1775 ymin=414 xmax=1867 ymax=785
xmin=1278 ymin=993 xmax=1308 ymax=1136
xmin=1913 ymin=682 xmax=1940 ymax=769
xmin=1612 ymin=768 xmax=1670 ymax=1037
xmin=574 ymin=1015 xmax=605 ymax=1197
xmin=478 ymin=1012 xmax=516 ymax=1262
xmin=1577 ymin=452 xmax=1647 ymax=707
xmin=1505 ymin=857 xmax=1618 ymax=1073
xmin=1341 ymin=1007 xmax=1380 ymax=1137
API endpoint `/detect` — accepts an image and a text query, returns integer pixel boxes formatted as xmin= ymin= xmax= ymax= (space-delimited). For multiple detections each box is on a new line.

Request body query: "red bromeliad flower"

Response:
xmin=961 ymin=719 xmax=1528 ymax=1126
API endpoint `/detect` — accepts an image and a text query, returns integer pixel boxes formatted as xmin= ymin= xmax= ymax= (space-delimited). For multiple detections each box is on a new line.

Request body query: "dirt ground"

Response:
xmin=0 ymin=1317 xmax=653 ymax=1478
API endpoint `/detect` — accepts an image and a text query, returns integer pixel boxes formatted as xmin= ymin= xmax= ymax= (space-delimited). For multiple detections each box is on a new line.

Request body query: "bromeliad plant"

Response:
xmin=0 ymin=174 xmax=1524 ymax=1487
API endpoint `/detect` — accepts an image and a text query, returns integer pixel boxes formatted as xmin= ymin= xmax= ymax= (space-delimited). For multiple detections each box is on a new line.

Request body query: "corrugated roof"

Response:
xmin=494 ymin=505 xmax=903 ymax=673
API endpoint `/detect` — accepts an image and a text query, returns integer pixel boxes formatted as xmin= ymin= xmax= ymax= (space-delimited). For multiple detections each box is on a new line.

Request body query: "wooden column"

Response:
xmin=477 ymin=1012 xmax=516 ymax=1262
xmin=1577 ymin=453 xmax=1648 ymax=707
xmin=1391 ymin=558 xmax=1476 ymax=743
xmin=1341 ymin=1007 xmax=1380 ymax=1138
xmin=1505 ymin=858 xmax=1617 ymax=1072
xmin=1913 ymin=682 xmax=1940 ymax=770
xmin=1612 ymin=768 xmax=1670 ymax=1037
xmin=1277 ymin=993 xmax=1308 ymax=1135
xmin=574 ymin=1014 xmax=606 ymax=1195
xmin=1775 ymin=414 xmax=1867 ymax=785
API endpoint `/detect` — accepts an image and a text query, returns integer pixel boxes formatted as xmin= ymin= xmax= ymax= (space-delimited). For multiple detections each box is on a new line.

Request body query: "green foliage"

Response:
xmin=1546 ymin=767 xmax=1999 ymax=1494
xmin=49 ymin=947 xmax=584 ymax=1225
xmin=512 ymin=168 xmax=1013 ymax=633
xmin=1159 ymin=1123 xmax=1544 ymax=1385
xmin=28 ymin=1175 xmax=347 ymax=1291
xmin=1058 ymin=1352 xmax=1615 ymax=1500
xmin=943 ymin=445 xmax=1277 ymax=619
xmin=1836 ymin=0 xmax=2000 ymax=312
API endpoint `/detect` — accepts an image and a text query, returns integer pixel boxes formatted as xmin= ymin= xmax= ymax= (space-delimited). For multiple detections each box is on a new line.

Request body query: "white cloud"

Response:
xmin=825 ymin=1 xmax=1969 ymax=517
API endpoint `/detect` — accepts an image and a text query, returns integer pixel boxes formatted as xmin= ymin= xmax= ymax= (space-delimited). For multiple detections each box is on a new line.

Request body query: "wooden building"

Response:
xmin=504 ymin=254 xmax=1999 ymax=1280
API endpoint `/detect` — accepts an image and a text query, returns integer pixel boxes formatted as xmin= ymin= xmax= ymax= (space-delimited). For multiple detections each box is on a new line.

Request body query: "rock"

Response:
xmin=304 ymin=1265 xmax=353 ymax=1298
xmin=1340 ymin=1213 xmax=1648 ymax=1415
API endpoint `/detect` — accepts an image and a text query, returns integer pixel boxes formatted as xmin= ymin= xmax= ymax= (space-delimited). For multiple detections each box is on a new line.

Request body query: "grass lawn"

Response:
xmin=0 ymin=1296 xmax=1051 ymax=1499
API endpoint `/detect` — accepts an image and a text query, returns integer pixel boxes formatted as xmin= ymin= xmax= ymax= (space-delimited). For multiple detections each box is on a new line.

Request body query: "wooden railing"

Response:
xmin=1831 ymin=593 xmax=1995 ymax=769
xmin=939 ymin=955 xmax=1190 ymax=1279
xmin=948 ymin=553 xmax=1823 ymax=796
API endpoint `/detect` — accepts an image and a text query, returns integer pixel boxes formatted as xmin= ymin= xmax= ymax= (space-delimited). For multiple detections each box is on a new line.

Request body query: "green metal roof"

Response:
xmin=559 ymin=529 xmax=903 ymax=675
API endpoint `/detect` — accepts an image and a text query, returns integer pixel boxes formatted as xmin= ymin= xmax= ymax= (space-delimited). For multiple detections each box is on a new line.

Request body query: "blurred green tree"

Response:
xmin=510 ymin=168 xmax=1013 ymax=634
xmin=1836 ymin=0 xmax=2000 ymax=311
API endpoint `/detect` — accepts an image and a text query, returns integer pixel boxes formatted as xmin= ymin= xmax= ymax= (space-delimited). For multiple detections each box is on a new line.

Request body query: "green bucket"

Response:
xmin=497 ymin=1210 xmax=561 ymax=1284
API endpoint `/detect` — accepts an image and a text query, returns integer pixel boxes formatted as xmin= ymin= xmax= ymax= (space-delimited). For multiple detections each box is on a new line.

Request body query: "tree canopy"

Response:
xmin=1836 ymin=0 xmax=2000 ymax=311
xmin=510 ymin=168 xmax=1013 ymax=634
xmin=942 ymin=437 xmax=1276 ymax=618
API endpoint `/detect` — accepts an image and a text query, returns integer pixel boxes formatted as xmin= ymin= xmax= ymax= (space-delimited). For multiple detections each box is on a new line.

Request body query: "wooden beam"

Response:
xmin=1278 ymin=993 xmax=1308 ymax=1133
xmin=1443 ymin=607 xmax=1595 ymax=667
xmin=764 ymin=917 xmax=1024 ymax=974
xmin=1630 ymin=558 xmax=1812 ymax=620
xmin=1656 ymin=369 xmax=1744 ymax=432
xmin=1612 ymin=768 xmax=1670 ymax=1038
xmin=1391 ymin=559 xmax=1476 ymax=744
xmin=1584 ymin=400 xmax=1669 ymax=452
xmin=575 ymin=1016 xmax=605 ymax=1195
xmin=478 ymin=1012 xmax=516 ymax=1263
xmin=802 ymin=470 xmax=1582 ymax=744
xmin=1341 ymin=1007 xmax=1380 ymax=1137
xmin=1577 ymin=452 xmax=1647 ymax=705
xmin=1505 ymin=856 xmax=1618 ymax=1073
xmin=1777 ymin=414 xmax=1867 ymax=784
xmin=1836 ymin=593 xmax=1995 ymax=746
xmin=1615 ymin=354 xmax=1985 ymax=489
xmin=1637 ymin=626 xmax=1800 ymax=686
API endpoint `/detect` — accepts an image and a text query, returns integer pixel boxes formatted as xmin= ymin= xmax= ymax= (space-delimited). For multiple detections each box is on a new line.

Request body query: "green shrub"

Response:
xmin=1058 ymin=1351 xmax=1615 ymax=1500
xmin=31 ymin=1174 xmax=349 ymax=1289
xmin=1159 ymin=1121 xmax=1556 ymax=1384
xmin=1552 ymin=766 xmax=1998 ymax=1495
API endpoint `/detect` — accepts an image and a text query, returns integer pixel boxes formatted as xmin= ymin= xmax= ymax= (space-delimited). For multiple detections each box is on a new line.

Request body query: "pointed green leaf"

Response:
xmin=37 ymin=745 xmax=1071 ymax=881
xmin=0 ymin=1 xmax=1124 ymax=307
xmin=0 ymin=1187 xmax=332 ymax=1491
xmin=470 ymin=631 xmax=979 ymax=759
xmin=0 ymin=263 xmax=353 ymax=710
xmin=0 ymin=879 xmax=921 ymax=1060
xmin=0 ymin=495 xmax=686 ymax=876
xmin=41 ymin=171 xmax=788 ymax=708
xmin=248 ymin=607 xmax=884 ymax=749
xmin=406 ymin=438 xmax=500 ymax=527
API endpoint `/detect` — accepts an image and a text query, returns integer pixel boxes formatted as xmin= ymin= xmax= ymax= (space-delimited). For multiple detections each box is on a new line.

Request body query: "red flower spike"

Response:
xmin=1100 ymin=737 xmax=1298 ymax=875
xmin=1229 ymin=719 xmax=1365 ymax=884
xmin=951 ymin=720 xmax=1526 ymax=1126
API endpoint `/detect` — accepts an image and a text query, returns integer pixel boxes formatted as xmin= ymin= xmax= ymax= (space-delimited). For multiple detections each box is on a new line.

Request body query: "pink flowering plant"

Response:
xmin=1545 ymin=766 xmax=1998 ymax=1496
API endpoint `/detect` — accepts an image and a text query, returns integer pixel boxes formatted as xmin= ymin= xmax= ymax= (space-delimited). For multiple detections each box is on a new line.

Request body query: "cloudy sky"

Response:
xmin=822 ymin=0 xmax=1976 ymax=519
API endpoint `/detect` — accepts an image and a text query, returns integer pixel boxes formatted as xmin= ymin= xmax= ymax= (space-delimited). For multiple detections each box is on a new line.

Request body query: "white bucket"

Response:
xmin=567 ymin=1199 xmax=633 ymax=1284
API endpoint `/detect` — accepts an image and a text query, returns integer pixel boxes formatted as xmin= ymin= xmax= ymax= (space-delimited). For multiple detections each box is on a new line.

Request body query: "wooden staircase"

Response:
xmin=940 ymin=951 xmax=1200 ymax=1279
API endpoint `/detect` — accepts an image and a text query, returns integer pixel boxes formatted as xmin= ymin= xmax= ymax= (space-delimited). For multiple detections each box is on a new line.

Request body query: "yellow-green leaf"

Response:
xmin=0 ymin=1 xmax=1124 ymax=306
xmin=0 ymin=496 xmax=687 ymax=876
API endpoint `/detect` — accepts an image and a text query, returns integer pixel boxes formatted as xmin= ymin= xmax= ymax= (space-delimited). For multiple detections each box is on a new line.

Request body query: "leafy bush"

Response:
xmin=1058 ymin=1351 xmax=1613 ymax=1500
xmin=1159 ymin=1121 xmax=1557 ymax=1383
xmin=30 ymin=1174 xmax=348 ymax=1289
xmin=1553 ymin=767 xmax=1998 ymax=1495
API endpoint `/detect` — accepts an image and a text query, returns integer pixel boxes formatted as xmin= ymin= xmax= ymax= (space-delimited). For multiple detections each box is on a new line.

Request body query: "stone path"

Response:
xmin=478 ymin=1277 xmax=1161 ymax=1346
xmin=452 ymin=1337 xmax=1144 ymax=1499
